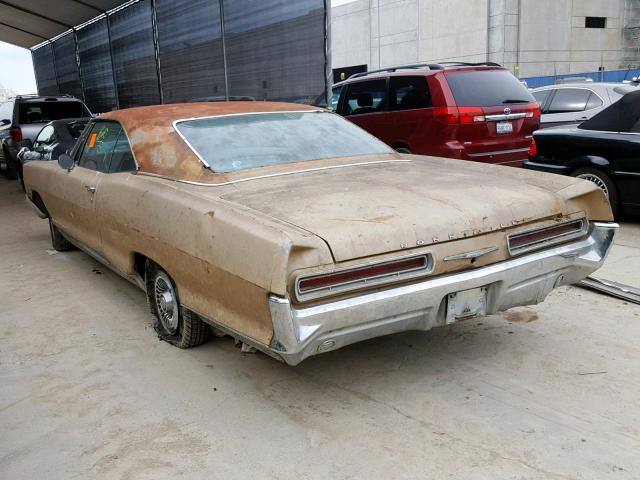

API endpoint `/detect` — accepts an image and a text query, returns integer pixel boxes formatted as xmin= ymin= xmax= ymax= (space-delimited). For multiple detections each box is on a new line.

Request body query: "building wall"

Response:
xmin=332 ymin=0 xmax=639 ymax=78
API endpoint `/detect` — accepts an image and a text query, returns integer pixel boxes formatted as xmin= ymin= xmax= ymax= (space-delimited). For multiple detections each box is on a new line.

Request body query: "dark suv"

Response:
xmin=332 ymin=63 xmax=540 ymax=166
xmin=0 ymin=94 xmax=92 ymax=180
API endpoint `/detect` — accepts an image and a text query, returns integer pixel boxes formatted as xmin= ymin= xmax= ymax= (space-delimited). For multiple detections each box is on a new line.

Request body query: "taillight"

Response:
xmin=524 ymin=103 xmax=541 ymax=120
xmin=10 ymin=126 xmax=22 ymax=143
xmin=296 ymin=254 xmax=433 ymax=301
xmin=528 ymin=138 xmax=537 ymax=157
xmin=507 ymin=219 xmax=588 ymax=256
xmin=434 ymin=107 xmax=485 ymax=125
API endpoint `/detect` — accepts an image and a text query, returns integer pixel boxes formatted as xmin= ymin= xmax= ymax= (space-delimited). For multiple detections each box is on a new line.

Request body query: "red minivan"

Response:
xmin=332 ymin=63 xmax=541 ymax=166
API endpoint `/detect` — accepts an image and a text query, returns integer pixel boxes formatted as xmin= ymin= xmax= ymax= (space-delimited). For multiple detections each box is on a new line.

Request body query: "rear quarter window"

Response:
xmin=18 ymin=101 xmax=89 ymax=124
xmin=445 ymin=69 xmax=534 ymax=107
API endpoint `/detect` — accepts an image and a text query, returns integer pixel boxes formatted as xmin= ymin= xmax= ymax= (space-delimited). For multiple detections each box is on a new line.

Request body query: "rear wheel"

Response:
xmin=3 ymin=148 xmax=18 ymax=180
xmin=571 ymin=167 xmax=619 ymax=218
xmin=49 ymin=219 xmax=74 ymax=251
xmin=145 ymin=261 xmax=209 ymax=348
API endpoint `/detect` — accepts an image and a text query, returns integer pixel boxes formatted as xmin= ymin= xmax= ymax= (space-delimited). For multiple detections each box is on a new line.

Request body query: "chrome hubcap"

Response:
xmin=154 ymin=272 xmax=179 ymax=334
xmin=577 ymin=173 xmax=609 ymax=198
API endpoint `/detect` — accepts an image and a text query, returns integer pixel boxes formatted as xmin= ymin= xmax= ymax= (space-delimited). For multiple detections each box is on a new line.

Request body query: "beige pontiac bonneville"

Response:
xmin=23 ymin=102 xmax=617 ymax=365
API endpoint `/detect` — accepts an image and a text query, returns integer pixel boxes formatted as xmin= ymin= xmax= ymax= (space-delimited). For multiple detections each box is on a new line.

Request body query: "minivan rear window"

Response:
xmin=445 ymin=69 xmax=535 ymax=107
xmin=18 ymin=101 xmax=88 ymax=124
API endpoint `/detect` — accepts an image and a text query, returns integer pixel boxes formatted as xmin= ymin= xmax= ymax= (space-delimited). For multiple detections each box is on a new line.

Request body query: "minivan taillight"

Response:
xmin=434 ymin=107 xmax=485 ymax=125
xmin=9 ymin=126 xmax=22 ymax=143
xmin=524 ymin=103 xmax=541 ymax=120
xmin=528 ymin=138 xmax=537 ymax=157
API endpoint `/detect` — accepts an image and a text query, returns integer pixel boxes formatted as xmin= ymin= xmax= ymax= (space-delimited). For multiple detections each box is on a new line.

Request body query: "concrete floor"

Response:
xmin=1 ymin=177 xmax=639 ymax=480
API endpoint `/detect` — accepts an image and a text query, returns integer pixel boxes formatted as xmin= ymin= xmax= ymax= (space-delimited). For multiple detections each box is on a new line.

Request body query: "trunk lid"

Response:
xmin=218 ymin=156 xmax=574 ymax=262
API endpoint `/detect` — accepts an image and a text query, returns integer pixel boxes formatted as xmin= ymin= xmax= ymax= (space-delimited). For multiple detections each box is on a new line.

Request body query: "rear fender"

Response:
xmin=566 ymin=155 xmax=612 ymax=173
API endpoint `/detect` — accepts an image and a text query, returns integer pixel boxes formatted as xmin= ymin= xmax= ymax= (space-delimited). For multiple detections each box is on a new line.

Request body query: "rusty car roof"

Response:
xmin=100 ymin=102 xmax=320 ymax=183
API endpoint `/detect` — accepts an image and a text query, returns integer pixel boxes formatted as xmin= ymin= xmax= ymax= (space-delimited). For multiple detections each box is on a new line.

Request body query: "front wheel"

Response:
xmin=49 ymin=219 xmax=74 ymax=251
xmin=571 ymin=167 xmax=619 ymax=218
xmin=395 ymin=147 xmax=411 ymax=154
xmin=145 ymin=261 xmax=209 ymax=348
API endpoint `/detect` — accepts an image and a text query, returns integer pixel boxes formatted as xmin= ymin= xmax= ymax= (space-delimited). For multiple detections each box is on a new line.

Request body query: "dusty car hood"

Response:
xmin=215 ymin=155 xmax=600 ymax=262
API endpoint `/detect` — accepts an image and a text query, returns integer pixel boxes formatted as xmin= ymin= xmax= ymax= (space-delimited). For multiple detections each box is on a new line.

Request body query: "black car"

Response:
xmin=525 ymin=89 xmax=640 ymax=218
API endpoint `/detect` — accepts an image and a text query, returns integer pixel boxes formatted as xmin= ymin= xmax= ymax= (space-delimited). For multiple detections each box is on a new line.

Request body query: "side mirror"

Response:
xmin=20 ymin=138 xmax=33 ymax=149
xmin=0 ymin=119 xmax=10 ymax=126
xmin=58 ymin=154 xmax=75 ymax=171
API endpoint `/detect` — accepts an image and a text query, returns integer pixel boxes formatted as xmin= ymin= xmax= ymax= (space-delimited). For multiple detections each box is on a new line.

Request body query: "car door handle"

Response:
xmin=85 ymin=185 xmax=96 ymax=194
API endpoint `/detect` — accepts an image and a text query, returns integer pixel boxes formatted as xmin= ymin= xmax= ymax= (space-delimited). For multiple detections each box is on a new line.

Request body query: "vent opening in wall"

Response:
xmin=585 ymin=17 xmax=607 ymax=28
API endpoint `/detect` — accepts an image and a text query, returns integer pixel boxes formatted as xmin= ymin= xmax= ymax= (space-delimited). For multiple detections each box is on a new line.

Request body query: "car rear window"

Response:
xmin=175 ymin=111 xmax=393 ymax=173
xmin=18 ymin=101 xmax=88 ymax=124
xmin=445 ymin=69 xmax=535 ymax=107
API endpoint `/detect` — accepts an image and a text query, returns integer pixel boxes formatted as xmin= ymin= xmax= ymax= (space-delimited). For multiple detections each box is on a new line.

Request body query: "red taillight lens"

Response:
xmin=434 ymin=107 xmax=485 ymax=124
xmin=458 ymin=107 xmax=485 ymax=124
xmin=296 ymin=255 xmax=431 ymax=300
xmin=524 ymin=103 xmax=541 ymax=120
xmin=528 ymin=138 xmax=537 ymax=157
xmin=433 ymin=107 xmax=459 ymax=124
xmin=508 ymin=219 xmax=587 ymax=255
xmin=10 ymin=126 xmax=22 ymax=143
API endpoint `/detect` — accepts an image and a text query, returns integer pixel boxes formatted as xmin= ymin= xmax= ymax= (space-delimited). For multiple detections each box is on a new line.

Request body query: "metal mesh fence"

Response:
xmin=51 ymin=33 xmax=83 ymax=99
xmin=76 ymin=18 xmax=118 ymax=113
xmin=31 ymin=0 xmax=328 ymax=111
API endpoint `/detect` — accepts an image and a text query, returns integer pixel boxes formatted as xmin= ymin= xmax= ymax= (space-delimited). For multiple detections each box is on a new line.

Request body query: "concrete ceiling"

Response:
xmin=0 ymin=0 xmax=126 ymax=49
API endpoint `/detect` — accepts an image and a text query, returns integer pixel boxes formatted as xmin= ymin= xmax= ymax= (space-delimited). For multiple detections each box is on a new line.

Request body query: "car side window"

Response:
xmin=35 ymin=125 xmax=57 ymax=146
xmin=532 ymin=90 xmax=552 ymax=112
xmin=77 ymin=122 xmax=122 ymax=173
xmin=342 ymin=79 xmax=387 ymax=116
xmin=585 ymin=92 xmax=603 ymax=110
xmin=547 ymin=89 xmax=592 ymax=114
xmin=331 ymin=86 xmax=342 ymax=111
xmin=389 ymin=76 xmax=432 ymax=111
xmin=108 ymin=131 xmax=137 ymax=173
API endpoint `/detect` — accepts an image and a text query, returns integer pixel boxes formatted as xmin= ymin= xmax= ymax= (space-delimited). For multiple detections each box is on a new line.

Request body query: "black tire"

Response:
xmin=571 ymin=167 xmax=619 ymax=218
xmin=145 ymin=260 xmax=209 ymax=348
xmin=3 ymin=148 xmax=18 ymax=180
xmin=395 ymin=147 xmax=411 ymax=154
xmin=49 ymin=219 xmax=74 ymax=251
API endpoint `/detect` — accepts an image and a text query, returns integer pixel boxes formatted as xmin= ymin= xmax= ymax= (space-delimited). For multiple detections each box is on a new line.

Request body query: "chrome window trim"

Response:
xmin=294 ymin=252 xmax=435 ymax=302
xmin=507 ymin=218 xmax=588 ymax=256
xmin=172 ymin=109 xmax=324 ymax=170
xmin=137 ymin=159 xmax=411 ymax=187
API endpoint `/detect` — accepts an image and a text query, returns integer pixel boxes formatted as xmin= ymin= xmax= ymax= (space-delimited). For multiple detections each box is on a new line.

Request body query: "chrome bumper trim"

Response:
xmin=269 ymin=222 xmax=617 ymax=365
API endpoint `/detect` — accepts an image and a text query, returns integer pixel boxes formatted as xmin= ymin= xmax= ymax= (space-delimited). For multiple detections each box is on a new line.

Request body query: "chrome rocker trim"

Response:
xmin=268 ymin=222 xmax=617 ymax=366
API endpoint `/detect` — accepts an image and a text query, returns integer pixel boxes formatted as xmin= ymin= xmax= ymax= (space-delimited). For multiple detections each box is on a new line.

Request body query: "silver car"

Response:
xmin=532 ymin=82 xmax=638 ymax=128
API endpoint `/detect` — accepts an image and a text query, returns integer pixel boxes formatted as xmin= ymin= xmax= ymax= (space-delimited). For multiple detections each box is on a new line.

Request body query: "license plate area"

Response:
xmin=496 ymin=121 xmax=513 ymax=135
xmin=446 ymin=287 xmax=488 ymax=324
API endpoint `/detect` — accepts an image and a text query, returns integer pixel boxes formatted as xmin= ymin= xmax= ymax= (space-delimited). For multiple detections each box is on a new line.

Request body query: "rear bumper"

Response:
xmin=268 ymin=222 xmax=617 ymax=365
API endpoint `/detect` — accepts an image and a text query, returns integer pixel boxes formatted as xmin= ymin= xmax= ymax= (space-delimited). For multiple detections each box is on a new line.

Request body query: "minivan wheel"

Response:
xmin=145 ymin=260 xmax=209 ymax=348
xmin=571 ymin=167 xmax=619 ymax=218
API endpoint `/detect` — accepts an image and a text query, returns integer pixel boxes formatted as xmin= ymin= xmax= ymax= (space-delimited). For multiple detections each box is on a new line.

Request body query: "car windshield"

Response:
xmin=579 ymin=89 xmax=640 ymax=133
xmin=18 ymin=101 xmax=89 ymax=124
xmin=175 ymin=111 xmax=393 ymax=173
xmin=445 ymin=69 xmax=535 ymax=106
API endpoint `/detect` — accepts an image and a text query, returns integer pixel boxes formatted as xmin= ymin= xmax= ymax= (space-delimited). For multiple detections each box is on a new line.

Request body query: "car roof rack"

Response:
xmin=348 ymin=63 xmax=445 ymax=79
xmin=437 ymin=61 xmax=502 ymax=68
xmin=347 ymin=61 xmax=502 ymax=80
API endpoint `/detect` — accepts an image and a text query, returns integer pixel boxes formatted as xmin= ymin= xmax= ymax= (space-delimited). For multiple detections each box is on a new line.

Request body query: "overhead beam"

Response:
xmin=0 ymin=1 xmax=73 ymax=29
xmin=0 ymin=20 xmax=48 ymax=41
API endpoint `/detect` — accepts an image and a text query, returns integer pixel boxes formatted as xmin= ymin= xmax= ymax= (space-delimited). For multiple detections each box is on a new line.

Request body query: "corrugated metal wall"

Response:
xmin=31 ymin=0 xmax=328 ymax=113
